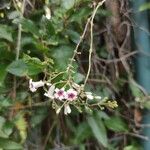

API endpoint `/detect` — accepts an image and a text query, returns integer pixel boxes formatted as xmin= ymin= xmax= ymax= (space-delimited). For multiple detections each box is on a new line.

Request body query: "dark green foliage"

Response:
xmin=0 ymin=0 xmax=146 ymax=150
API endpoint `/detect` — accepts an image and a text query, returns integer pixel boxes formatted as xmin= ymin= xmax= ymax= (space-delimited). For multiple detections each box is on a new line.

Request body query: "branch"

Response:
xmin=83 ymin=0 xmax=106 ymax=87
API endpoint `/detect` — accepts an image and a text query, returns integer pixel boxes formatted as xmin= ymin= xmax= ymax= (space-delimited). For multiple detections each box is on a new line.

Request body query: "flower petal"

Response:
xmin=64 ymin=105 xmax=71 ymax=115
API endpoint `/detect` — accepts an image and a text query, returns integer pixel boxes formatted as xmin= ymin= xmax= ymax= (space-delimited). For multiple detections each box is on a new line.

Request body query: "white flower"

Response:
xmin=45 ymin=6 xmax=51 ymax=20
xmin=95 ymin=96 xmax=102 ymax=99
xmin=44 ymin=85 xmax=55 ymax=99
xmin=66 ymin=89 xmax=77 ymax=101
xmin=54 ymin=88 xmax=66 ymax=100
xmin=46 ymin=82 xmax=52 ymax=86
xmin=6 ymin=6 xmax=10 ymax=10
xmin=85 ymin=92 xmax=94 ymax=100
xmin=29 ymin=79 xmax=44 ymax=92
xmin=64 ymin=104 xmax=71 ymax=115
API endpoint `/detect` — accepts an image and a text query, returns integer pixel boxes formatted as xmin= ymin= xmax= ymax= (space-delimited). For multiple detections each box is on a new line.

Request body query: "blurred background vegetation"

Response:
xmin=0 ymin=0 xmax=150 ymax=150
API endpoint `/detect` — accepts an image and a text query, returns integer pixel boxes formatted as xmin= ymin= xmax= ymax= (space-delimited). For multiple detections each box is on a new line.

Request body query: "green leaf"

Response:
xmin=45 ymin=20 xmax=55 ymax=35
xmin=0 ymin=137 xmax=23 ymax=150
xmin=61 ymin=0 xmax=75 ymax=10
xmin=30 ymin=108 xmax=48 ymax=128
xmin=0 ymin=43 xmax=15 ymax=61
xmin=73 ymin=73 xmax=85 ymax=83
xmin=142 ymin=101 xmax=150 ymax=109
xmin=2 ymin=121 xmax=14 ymax=137
xmin=96 ymin=111 xmax=110 ymax=120
xmin=129 ymin=82 xmax=143 ymax=97
xmin=21 ymin=36 xmax=36 ymax=47
xmin=14 ymin=18 xmax=40 ymax=37
xmin=87 ymin=116 xmax=108 ymax=147
xmin=124 ymin=145 xmax=141 ymax=150
xmin=8 ymin=11 xmax=20 ymax=20
xmin=0 ymin=116 xmax=5 ymax=129
xmin=73 ymin=122 xmax=91 ymax=144
xmin=0 ymin=25 xmax=13 ymax=42
xmin=7 ymin=57 xmax=45 ymax=76
xmin=0 ymin=97 xmax=12 ymax=108
xmin=0 ymin=64 xmax=7 ymax=87
xmin=0 ymin=116 xmax=10 ymax=138
xmin=7 ymin=60 xmax=28 ymax=77
xmin=23 ymin=54 xmax=45 ymax=75
xmin=104 ymin=116 xmax=128 ymax=132
xmin=139 ymin=3 xmax=150 ymax=11
xmin=14 ymin=112 xmax=27 ymax=143
xmin=47 ymin=36 xmax=59 ymax=46
xmin=70 ymin=7 xmax=91 ymax=24
xmin=52 ymin=45 xmax=74 ymax=70
xmin=66 ymin=30 xmax=80 ymax=44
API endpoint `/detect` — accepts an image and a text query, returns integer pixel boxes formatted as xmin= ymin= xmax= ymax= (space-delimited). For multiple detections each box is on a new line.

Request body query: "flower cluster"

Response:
xmin=45 ymin=87 xmax=78 ymax=101
xmin=29 ymin=79 xmax=78 ymax=115
xmin=29 ymin=79 xmax=118 ymax=115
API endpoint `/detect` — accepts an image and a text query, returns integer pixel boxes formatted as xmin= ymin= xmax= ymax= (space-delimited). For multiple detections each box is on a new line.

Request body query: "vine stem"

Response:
xmin=16 ymin=0 xmax=25 ymax=60
xmin=83 ymin=0 xmax=106 ymax=87
xmin=68 ymin=18 xmax=91 ymax=67
xmin=12 ymin=0 xmax=25 ymax=101
xmin=66 ymin=15 xmax=92 ymax=81
xmin=9 ymin=100 xmax=52 ymax=110
xmin=8 ymin=99 xmax=68 ymax=111
xmin=16 ymin=24 xmax=22 ymax=60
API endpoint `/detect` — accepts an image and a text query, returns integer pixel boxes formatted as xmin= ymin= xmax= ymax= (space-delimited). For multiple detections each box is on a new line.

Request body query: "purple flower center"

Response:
xmin=58 ymin=90 xmax=64 ymax=96
xmin=68 ymin=93 xmax=75 ymax=99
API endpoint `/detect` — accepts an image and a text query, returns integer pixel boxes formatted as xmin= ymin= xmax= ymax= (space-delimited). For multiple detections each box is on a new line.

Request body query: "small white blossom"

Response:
xmin=85 ymin=92 xmax=94 ymax=100
xmin=6 ymin=6 xmax=10 ymax=10
xmin=46 ymin=82 xmax=52 ymax=86
xmin=44 ymin=85 xmax=55 ymax=99
xmin=54 ymin=88 xmax=66 ymax=100
xmin=45 ymin=6 xmax=51 ymax=20
xmin=66 ymin=89 xmax=77 ymax=101
xmin=95 ymin=96 xmax=102 ymax=99
xmin=64 ymin=104 xmax=71 ymax=115
xmin=29 ymin=79 xmax=44 ymax=92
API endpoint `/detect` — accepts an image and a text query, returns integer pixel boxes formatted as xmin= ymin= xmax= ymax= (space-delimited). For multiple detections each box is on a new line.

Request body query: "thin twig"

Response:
xmin=96 ymin=51 xmax=138 ymax=64
xmin=16 ymin=0 xmax=25 ymax=60
xmin=12 ymin=0 xmax=26 ymax=101
xmin=127 ymin=132 xmax=150 ymax=141
xmin=66 ymin=16 xmax=91 ymax=76
xmin=87 ymin=79 xmax=107 ymax=83
xmin=9 ymin=100 xmax=52 ymax=110
xmin=83 ymin=0 xmax=106 ymax=87
xmin=42 ymin=121 xmax=56 ymax=150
